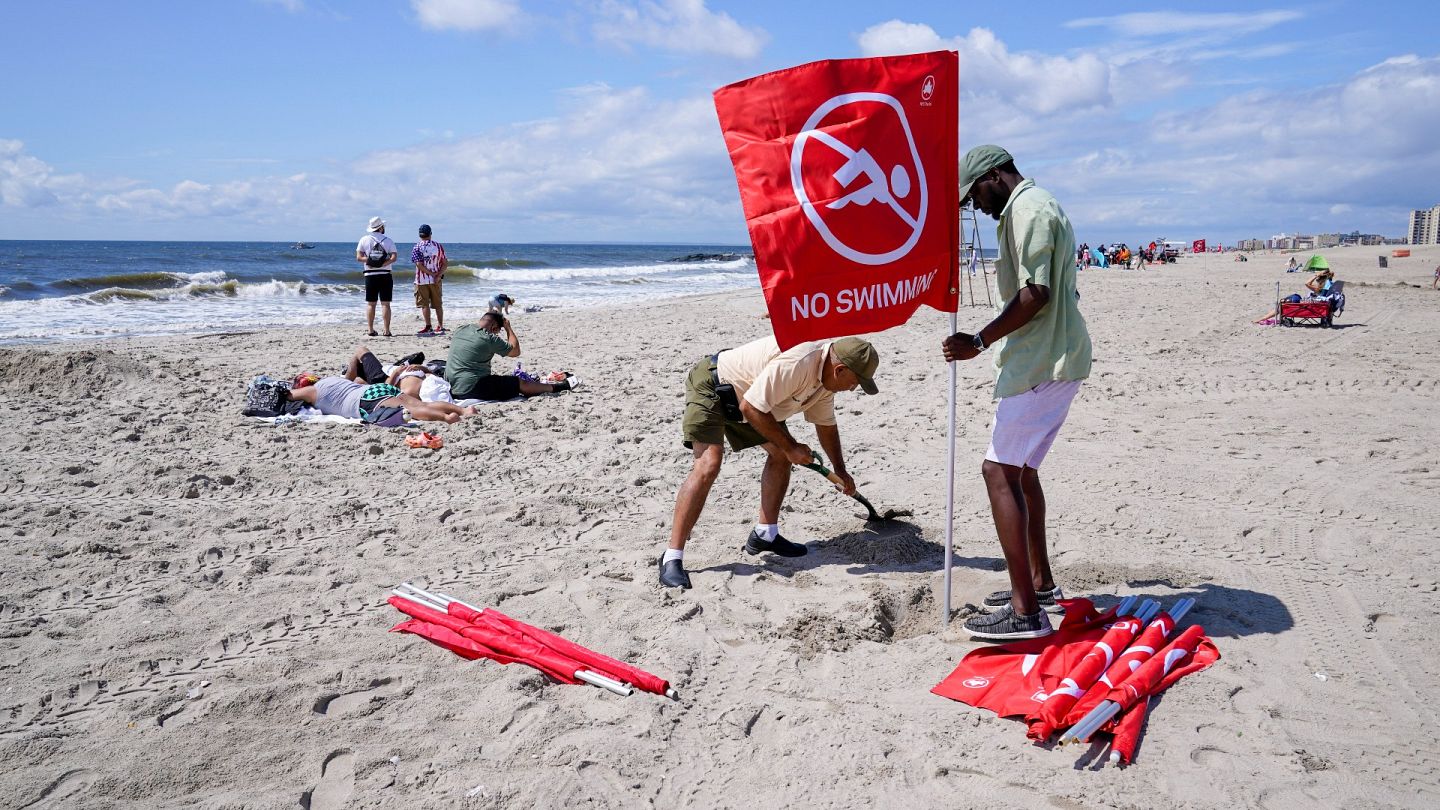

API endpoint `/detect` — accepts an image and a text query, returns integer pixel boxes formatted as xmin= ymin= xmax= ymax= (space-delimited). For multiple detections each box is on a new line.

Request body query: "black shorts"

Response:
xmin=454 ymin=375 xmax=522 ymax=401
xmin=357 ymin=351 xmax=387 ymax=384
xmin=364 ymin=273 xmax=394 ymax=303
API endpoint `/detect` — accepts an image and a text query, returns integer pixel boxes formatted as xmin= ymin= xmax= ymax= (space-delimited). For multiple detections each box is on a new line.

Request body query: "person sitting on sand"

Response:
xmin=287 ymin=375 xmax=476 ymax=424
xmin=445 ymin=312 xmax=580 ymax=401
xmin=1253 ymin=268 xmax=1337 ymax=324
xmin=1288 ymin=257 xmax=1299 ymax=273
xmin=658 ymin=336 xmax=879 ymax=589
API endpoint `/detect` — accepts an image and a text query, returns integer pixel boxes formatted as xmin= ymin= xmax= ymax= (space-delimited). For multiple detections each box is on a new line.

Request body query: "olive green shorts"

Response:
xmin=681 ymin=357 xmax=767 ymax=452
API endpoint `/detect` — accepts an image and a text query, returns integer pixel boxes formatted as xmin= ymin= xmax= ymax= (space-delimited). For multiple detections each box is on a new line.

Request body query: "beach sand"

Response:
xmin=1 ymin=245 xmax=1438 ymax=808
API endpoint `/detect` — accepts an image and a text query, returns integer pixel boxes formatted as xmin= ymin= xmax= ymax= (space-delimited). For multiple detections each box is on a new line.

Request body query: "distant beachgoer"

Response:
xmin=488 ymin=293 xmax=515 ymax=315
xmin=1288 ymin=257 xmax=1298 ymax=273
xmin=1432 ymin=264 xmax=1439 ymax=290
xmin=943 ymin=144 xmax=1091 ymax=641
xmin=288 ymin=370 xmax=476 ymax=424
xmin=357 ymin=217 xmax=398 ymax=337
xmin=1253 ymin=268 xmax=1336 ymax=323
xmin=410 ymin=224 xmax=447 ymax=337
xmin=658 ymin=336 xmax=878 ymax=589
xmin=445 ymin=312 xmax=581 ymax=401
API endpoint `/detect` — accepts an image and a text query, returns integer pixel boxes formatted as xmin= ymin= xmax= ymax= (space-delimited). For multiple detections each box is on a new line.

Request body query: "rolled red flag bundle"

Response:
xmin=387 ymin=584 xmax=676 ymax=699
xmin=1025 ymin=608 xmax=1150 ymax=741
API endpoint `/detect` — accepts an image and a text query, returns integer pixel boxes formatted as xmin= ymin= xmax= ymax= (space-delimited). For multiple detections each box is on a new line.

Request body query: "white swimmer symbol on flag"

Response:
xmin=789 ymin=92 xmax=929 ymax=266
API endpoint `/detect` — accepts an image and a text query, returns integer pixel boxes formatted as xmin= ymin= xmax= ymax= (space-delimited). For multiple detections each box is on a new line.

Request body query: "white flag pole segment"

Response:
xmin=943 ymin=309 xmax=958 ymax=626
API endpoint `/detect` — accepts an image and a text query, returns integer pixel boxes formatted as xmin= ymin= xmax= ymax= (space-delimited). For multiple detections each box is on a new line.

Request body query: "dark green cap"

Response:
xmin=959 ymin=144 xmax=1013 ymax=205
xmin=831 ymin=337 xmax=878 ymax=395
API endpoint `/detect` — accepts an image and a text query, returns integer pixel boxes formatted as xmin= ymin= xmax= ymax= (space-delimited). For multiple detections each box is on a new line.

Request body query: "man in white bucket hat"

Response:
xmin=356 ymin=216 xmax=397 ymax=336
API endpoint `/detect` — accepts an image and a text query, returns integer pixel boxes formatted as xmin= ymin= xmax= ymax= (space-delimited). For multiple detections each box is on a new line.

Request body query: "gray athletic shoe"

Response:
xmin=964 ymin=604 xmax=1054 ymax=641
xmin=983 ymin=585 xmax=1065 ymax=614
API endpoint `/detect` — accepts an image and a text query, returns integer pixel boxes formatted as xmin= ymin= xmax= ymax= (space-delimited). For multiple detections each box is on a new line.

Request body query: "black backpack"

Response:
xmin=365 ymin=236 xmax=390 ymax=268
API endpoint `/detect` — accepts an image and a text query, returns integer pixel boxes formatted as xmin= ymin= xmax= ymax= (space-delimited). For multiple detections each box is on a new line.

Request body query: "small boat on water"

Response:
xmin=290 ymin=242 xmax=315 ymax=249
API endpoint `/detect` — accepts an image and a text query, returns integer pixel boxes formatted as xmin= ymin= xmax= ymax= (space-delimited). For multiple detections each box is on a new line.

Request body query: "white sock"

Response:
xmin=755 ymin=523 xmax=779 ymax=541
xmin=662 ymin=548 xmax=684 ymax=564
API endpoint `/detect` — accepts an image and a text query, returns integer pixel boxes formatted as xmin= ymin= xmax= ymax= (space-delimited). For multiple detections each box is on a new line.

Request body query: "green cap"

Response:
xmin=959 ymin=144 xmax=1013 ymax=205
xmin=831 ymin=337 xmax=879 ymax=395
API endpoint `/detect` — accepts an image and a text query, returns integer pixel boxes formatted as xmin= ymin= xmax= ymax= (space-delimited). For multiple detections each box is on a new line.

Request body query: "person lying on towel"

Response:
xmin=287 ymin=375 xmax=476 ymax=425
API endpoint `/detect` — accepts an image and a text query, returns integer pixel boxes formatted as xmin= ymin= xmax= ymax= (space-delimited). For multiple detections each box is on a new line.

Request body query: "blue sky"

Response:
xmin=2 ymin=0 xmax=1437 ymax=244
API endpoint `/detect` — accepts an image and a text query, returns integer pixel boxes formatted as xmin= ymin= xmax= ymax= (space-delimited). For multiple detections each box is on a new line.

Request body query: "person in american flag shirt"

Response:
xmin=410 ymin=223 xmax=447 ymax=336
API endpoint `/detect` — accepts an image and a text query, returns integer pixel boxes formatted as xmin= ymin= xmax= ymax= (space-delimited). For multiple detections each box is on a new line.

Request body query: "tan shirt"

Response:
xmin=716 ymin=337 xmax=836 ymax=426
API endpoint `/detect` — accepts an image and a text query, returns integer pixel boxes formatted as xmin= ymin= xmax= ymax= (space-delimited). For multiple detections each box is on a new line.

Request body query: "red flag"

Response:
xmin=1025 ymin=613 xmax=1146 ymax=740
xmin=714 ymin=51 xmax=960 ymax=348
xmin=1063 ymin=610 xmax=1180 ymax=726
xmin=448 ymin=603 xmax=672 ymax=697
xmin=1110 ymin=697 xmax=1149 ymax=765
xmin=932 ymin=600 xmax=1119 ymax=717
xmin=1192 ymin=239 xmax=1206 ymax=254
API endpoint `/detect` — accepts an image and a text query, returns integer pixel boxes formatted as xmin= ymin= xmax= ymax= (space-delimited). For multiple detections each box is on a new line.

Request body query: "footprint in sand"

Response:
xmin=311 ymin=677 xmax=404 ymax=716
xmin=300 ymin=749 xmax=353 ymax=810
xmin=20 ymin=769 xmax=97 ymax=808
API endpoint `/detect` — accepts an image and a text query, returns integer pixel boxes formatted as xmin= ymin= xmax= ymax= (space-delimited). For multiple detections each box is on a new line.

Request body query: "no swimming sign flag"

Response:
xmin=714 ymin=51 xmax=960 ymax=348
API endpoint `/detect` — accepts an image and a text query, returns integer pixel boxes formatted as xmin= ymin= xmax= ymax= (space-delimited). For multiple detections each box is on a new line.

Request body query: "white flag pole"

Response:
xmin=943 ymin=308 xmax=958 ymax=627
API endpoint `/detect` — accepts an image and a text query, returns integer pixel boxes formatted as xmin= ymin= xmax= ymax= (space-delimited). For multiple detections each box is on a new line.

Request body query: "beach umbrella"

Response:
xmin=1059 ymin=598 xmax=1194 ymax=727
xmin=1024 ymin=600 xmax=1159 ymax=741
xmin=932 ymin=597 xmax=1135 ymax=718
xmin=1059 ymin=623 xmax=1221 ymax=745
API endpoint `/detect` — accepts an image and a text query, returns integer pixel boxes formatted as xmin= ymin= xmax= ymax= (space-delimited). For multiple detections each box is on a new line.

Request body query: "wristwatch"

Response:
xmin=971 ymin=332 xmax=988 ymax=352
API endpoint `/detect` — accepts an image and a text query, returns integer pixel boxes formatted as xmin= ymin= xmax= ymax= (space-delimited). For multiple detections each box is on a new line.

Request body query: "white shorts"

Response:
xmin=985 ymin=380 xmax=1082 ymax=469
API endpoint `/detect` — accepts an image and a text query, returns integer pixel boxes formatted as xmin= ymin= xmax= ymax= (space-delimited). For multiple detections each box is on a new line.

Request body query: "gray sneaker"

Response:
xmin=964 ymin=604 xmax=1054 ymax=641
xmin=983 ymin=585 xmax=1065 ymax=614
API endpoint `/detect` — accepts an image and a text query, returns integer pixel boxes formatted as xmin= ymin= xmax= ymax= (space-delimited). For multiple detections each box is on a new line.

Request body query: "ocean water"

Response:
xmin=0 ymin=241 xmax=758 ymax=344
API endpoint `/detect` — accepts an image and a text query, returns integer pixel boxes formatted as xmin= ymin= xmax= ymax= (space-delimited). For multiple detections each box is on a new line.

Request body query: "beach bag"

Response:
xmin=365 ymin=236 xmax=390 ymax=268
xmin=243 ymin=376 xmax=291 ymax=415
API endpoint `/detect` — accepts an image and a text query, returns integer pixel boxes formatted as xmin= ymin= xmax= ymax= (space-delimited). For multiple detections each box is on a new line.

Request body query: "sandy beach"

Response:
xmin=2 ymin=245 xmax=1438 ymax=809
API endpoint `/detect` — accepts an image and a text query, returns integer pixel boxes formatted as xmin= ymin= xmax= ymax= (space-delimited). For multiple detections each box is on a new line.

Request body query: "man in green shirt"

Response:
xmin=446 ymin=312 xmax=581 ymax=400
xmin=941 ymin=145 xmax=1092 ymax=641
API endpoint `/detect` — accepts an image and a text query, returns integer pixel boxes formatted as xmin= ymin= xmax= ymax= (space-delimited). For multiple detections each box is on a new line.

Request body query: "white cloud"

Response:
xmin=257 ymin=0 xmax=305 ymax=13
xmin=858 ymin=21 xmax=1116 ymax=130
xmin=1065 ymin=10 xmax=1303 ymax=37
xmin=593 ymin=0 xmax=768 ymax=59
xmin=411 ymin=0 xmax=520 ymax=32
xmin=0 ymin=84 xmax=742 ymax=241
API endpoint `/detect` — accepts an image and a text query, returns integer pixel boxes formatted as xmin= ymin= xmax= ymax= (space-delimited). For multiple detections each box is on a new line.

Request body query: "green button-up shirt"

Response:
xmin=991 ymin=179 xmax=1092 ymax=399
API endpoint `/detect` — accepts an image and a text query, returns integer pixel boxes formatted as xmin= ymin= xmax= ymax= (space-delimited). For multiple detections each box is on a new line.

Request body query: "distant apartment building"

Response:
xmin=1293 ymin=235 xmax=1315 ymax=250
xmin=1316 ymin=233 xmax=1342 ymax=248
xmin=1410 ymin=205 xmax=1440 ymax=244
xmin=1268 ymin=233 xmax=1295 ymax=250
xmin=1237 ymin=238 xmax=1266 ymax=251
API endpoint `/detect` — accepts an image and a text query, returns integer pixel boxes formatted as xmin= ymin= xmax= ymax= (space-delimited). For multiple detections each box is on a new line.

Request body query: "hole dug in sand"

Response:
xmin=779 ymin=583 xmax=936 ymax=657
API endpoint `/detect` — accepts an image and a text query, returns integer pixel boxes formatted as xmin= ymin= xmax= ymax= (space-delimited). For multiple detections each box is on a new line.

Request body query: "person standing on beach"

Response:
xmin=658 ymin=336 xmax=879 ymax=589
xmin=357 ymin=217 xmax=397 ymax=336
xmin=940 ymin=145 xmax=1092 ymax=641
xmin=410 ymin=224 xmax=447 ymax=336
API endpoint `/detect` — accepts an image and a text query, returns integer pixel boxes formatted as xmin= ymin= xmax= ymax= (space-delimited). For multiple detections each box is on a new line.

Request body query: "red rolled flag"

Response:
xmin=1062 ymin=610 xmax=1179 ymax=727
xmin=1025 ymin=613 xmax=1146 ymax=740
xmin=1110 ymin=697 xmax=1149 ymax=765
xmin=447 ymin=603 xmax=673 ymax=697
xmin=388 ymin=595 xmax=584 ymax=684
xmin=1102 ymin=625 xmax=1219 ymax=715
